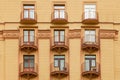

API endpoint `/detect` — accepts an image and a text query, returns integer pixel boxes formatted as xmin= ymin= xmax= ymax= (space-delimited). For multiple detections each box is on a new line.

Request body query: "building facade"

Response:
xmin=0 ymin=0 xmax=120 ymax=80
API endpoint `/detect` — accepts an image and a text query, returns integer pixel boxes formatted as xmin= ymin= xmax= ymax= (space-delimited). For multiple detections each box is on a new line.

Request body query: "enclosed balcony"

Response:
xmin=82 ymin=11 xmax=99 ymax=24
xmin=20 ymin=10 xmax=37 ymax=24
xmin=50 ymin=62 xmax=69 ymax=78
xmin=51 ymin=11 xmax=68 ymax=24
xmin=81 ymin=36 xmax=99 ymax=53
xmin=50 ymin=36 xmax=69 ymax=53
xmin=81 ymin=62 xmax=100 ymax=78
xmin=19 ymin=36 xmax=38 ymax=52
xmin=19 ymin=63 xmax=38 ymax=79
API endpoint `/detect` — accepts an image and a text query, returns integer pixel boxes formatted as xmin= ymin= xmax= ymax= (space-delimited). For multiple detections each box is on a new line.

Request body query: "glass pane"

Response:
xmin=90 ymin=30 xmax=95 ymax=42
xmin=54 ymin=56 xmax=65 ymax=59
xmin=90 ymin=11 xmax=96 ymax=18
xmin=91 ymin=60 xmax=96 ymax=67
xmin=24 ymin=60 xmax=29 ymax=67
xmin=60 ymin=35 xmax=64 ymax=42
xmin=55 ymin=35 xmax=59 ymax=42
xmin=30 ymin=60 xmax=34 ymax=67
xmin=85 ymin=30 xmax=90 ymax=42
xmin=54 ymin=6 xmax=65 ymax=9
xmin=24 ymin=31 xmax=28 ymax=35
xmin=24 ymin=56 xmax=29 ymax=59
xmin=85 ymin=60 xmax=90 ymax=71
xmin=54 ymin=31 xmax=59 ymax=42
xmin=86 ymin=56 xmax=96 ymax=58
xmin=24 ymin=31 xmax=28 ymax=42
xmin=54 ymin=10 xmax=59 ymax=18
xmin=84 ymin=4 xmax=96 ymax=19
xmin=29 ymin=56 xmax=34 ymax=59
xmin=84 ymin=4 xmax=96 ymax=11
xmin=24 ymin=5 xmax=34 ymax=9
xmin=60 ymin=31 xmax=65 ymax=42
xmin=24 ymin=55 xmax=34 ymax=68
xmin=24 ymin=10 xmax=28 ymax=18
xmin=30 ymin=10 xmax=34 ymax=19
xmin=60 ymin=10 xmax=65 ymax=18
xmin=90 ymin=35 xmax=95 ymax=42
xmin=85 ymin=11 xmax=89 ymax=19
xmin=60 ymin=60 xmax=65 ymax=70
xmin=30 ymin=31 xmax=34 ymax=42
xmin=54 ymin=60 xmax=58 ymax=67
xmin=85 ymin=30 xmax=95 ymax=42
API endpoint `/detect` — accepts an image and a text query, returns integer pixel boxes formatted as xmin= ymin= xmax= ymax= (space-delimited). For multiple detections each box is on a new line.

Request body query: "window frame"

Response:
xmin=23 ymin=29 xmax=35 ymax=43
xmin=54 ymin=30 xmax=65 ymax=43
xmin=23 ymin=55 xmax=35 ymax=68
xmin=23 ymin=4 xmax=35 ymax=19
xmin=54 ymin=55 xmax=65 ymax=68
xmin=84 ymin=29 xmax=96 ymax=42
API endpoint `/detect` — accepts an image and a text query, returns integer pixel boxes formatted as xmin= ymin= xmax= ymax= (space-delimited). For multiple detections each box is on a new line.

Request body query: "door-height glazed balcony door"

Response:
xmin=84 ymin=4 xmax=96 ymax=19
xmin=85 ymin=29 xmax=96 ymax=43
xmin=23 ymin=30 xmax=35 ymax=43
xmin=54 ymin=5 xmax=65 ymax=19
xmin=54 ymin=55 xmax=65 ymax=71
xmin=23 ymin=55 xmax=34 ymax=71
xmin=54 ymin=30 xmax=65 ymax=44
xmin=23 ymin=5 xmax=35 ymax=19
xmin=85 ymin=55 xmax=96 ymax=71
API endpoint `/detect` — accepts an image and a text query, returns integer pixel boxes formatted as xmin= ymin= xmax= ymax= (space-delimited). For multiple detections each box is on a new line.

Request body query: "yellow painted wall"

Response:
xmin=69 ymin=39 xmax=80 ymax=80
xmin=0 ymin=41 xmax=4 ymax=80
xmin=5 ymin=39 xmax=18 ymax=80
xmin=39 ymin=39 xmax=50 ymax=80
xmin=101 ymin=39 xmax=115 ymax=80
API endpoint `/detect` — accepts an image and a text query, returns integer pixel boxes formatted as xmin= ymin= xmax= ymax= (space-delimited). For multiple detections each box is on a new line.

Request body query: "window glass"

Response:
xmin=85 ymin=55 xmax=96 ymax=71
xmin=23 ymin=30 xmax=34 ymax=42
xmin=54 ymin=31 xmax=59 ymax=42
xmin=54 ymin=5 xmax=65 ymax=18
xmin=54 ymin=30 xmax=65 ymax=42
xmin=84 ymin=4 xmax=96 ymax=19
xmin=85 ymin=29 xmax=95 ymax=42
xmin=24 ymin=55 xmax=34 ymax=68
xmin=23 ymin=5 xmax=35 ymax=18
xmin=54 ymin=55 xmax=65 ymax=71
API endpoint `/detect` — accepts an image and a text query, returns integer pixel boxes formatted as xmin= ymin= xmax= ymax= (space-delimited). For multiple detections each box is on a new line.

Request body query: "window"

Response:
xmin=84 ymin=4 xmax=96 ymax=19
xmin=24 ymin=55 xmax=34 ymax=68
xmin=23 ymin=4 xmax=35 ymax=19
xmin=85 ymin=55 xmax=96 ymax=71
xmin=23 ymin=30 xmax=35 ymax=43
xmin=54 ymin=55 xmax=65 ymax=70
xmin=85 ymin=29 xmax=96 ymax=42
xmin=54 ymin=5 xmax=65 ymax=18
xmin=54 ymin=30 xmax=65 ymax=43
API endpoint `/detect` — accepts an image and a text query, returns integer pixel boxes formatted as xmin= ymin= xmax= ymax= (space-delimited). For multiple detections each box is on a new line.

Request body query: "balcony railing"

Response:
xmin=81 ymin=62 xmax=100 ymax=78
xmin=50 ymin=62 xmax=69 ymax=77
xmin=81 ymin=35 xmax=99 ymax=53
xmin=50 ymin=36 xmax=69 ymax=53
xmin=19 ymin=35 xmax=38 ymax=52
xmin=19 ymin=63 xmax=38 ymax=78
xmin=51 ymin=11 xmax=68 ymax=24
xmin=82 ymin=11 xmax=99 ymax=24
xmin=20 ymin=10 xmax=37 ymax=24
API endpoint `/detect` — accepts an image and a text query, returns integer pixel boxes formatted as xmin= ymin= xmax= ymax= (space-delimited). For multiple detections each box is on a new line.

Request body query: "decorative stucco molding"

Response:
xmin=3 ymin=30 xmax=19 ymax=39
xmin=38 ymin=30 xmax=51 ymax=39
xmin=69 ymin=29 xmax=81 ymax=39
xmin=100 ymin=29 xmax=118 ymax=40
